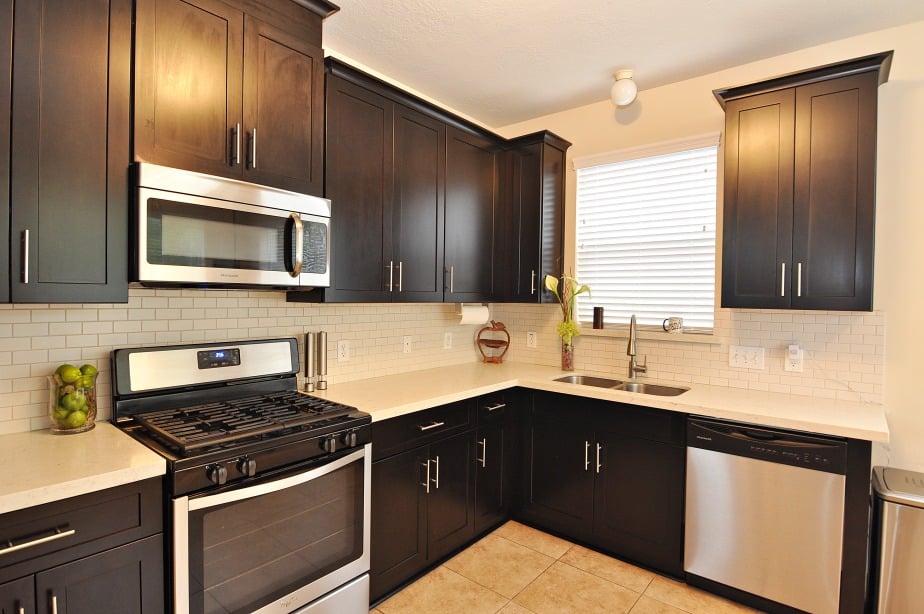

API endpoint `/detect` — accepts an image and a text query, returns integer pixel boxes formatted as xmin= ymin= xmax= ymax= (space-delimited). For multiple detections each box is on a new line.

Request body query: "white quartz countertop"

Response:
xmin=0 ymin=422 xmax=166 ymax=515
xmin=314 ymin=362 xmax=890 ymax=443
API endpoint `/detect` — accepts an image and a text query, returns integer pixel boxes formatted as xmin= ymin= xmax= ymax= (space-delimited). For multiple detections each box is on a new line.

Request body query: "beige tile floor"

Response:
xmin=371 ymin=521 xmax=758 ymax=614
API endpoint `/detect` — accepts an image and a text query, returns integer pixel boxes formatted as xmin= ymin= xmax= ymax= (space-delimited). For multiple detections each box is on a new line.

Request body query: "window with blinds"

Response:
xmin=574 ymin=136 xmax=718 ymax=331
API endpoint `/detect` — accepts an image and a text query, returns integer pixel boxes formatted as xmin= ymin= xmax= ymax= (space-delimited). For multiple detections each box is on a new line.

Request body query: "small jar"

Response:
xmin=48 ymin=364 xmax=98 ymax=434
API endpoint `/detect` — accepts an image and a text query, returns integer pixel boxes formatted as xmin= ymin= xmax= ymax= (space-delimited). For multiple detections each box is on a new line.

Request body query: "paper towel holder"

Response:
xmin=477 ymin=321 xmax=510 ymax=363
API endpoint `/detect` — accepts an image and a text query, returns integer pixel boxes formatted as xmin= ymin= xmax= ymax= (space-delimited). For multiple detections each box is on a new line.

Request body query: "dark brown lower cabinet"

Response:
xmin=518 ymin=391 xmax=686 ymax=577
xmin=0 ymin=478 xmax=164 ymax=614
xmin=473 ymin=391 xmax=520 ymax=535
xmin=370 ymin=427 xmax=475 ymax=602
xmin=34 ymin=535 xmax=163 ymax=614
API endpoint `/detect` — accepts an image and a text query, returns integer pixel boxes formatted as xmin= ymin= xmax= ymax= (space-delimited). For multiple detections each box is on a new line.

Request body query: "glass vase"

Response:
xmin=561 ymin=341 xmax=574 ymax=371
xmin=48 ymin=369 xmax=98 ymax=434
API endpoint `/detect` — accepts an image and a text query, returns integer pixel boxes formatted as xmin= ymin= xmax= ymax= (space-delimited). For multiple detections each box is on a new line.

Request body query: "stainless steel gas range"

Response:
xmin=111 ymin=338 xmax=371 ymax=614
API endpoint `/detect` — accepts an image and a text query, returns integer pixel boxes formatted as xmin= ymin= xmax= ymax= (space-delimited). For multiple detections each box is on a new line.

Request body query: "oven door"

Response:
xmin=173 ymin=445 xmax=370 ymax=614
xmin=137 ymin=186 xmax=330 ymax=288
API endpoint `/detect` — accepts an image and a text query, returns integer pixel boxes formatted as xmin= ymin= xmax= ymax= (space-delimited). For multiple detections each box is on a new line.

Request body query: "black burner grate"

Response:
xmin=134 ymin=391 xmax=357 ymax=453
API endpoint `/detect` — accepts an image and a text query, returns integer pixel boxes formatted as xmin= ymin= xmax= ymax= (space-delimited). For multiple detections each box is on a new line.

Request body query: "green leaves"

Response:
xmin=545 ymin=273 xmax=590 ymax=342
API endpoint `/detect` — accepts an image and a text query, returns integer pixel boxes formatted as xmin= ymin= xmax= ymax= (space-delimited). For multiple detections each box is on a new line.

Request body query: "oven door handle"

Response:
xmin=184 ymin=446 xmax=366 ymax=512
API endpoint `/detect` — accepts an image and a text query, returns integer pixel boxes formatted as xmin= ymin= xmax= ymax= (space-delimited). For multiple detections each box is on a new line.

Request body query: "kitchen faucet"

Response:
xmin=627 ymin=314 xmax=647 ymax=380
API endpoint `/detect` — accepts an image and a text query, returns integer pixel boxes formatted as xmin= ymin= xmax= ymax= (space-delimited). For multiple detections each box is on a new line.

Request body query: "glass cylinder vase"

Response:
xmin=561 ymin=341 xmax=574 ymax=371
xmin=48 ymin=366 xmax=98 ymax=434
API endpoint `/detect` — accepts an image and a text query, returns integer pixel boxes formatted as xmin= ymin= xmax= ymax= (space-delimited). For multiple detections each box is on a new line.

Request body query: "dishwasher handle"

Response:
xmin=687 ymin=417 xmax=847 ymax=474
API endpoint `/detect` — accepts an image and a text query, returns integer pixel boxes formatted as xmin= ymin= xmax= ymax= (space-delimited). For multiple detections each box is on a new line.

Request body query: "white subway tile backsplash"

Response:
xmin=0 ymin=288 xmax=886 ymax=435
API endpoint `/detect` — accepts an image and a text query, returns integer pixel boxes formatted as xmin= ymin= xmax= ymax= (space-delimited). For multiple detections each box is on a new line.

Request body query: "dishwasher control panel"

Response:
xmin=688 ymin=417 xmax=847 ymax=474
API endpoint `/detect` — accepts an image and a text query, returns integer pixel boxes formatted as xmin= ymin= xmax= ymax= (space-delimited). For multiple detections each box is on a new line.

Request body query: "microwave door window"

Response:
xmin=148 ymin=198 xmax=288 ymax=272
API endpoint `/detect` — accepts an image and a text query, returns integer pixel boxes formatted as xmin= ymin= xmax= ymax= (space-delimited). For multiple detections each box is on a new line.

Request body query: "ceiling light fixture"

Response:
xmin=611 ymin=69 xmax=637 ymax=107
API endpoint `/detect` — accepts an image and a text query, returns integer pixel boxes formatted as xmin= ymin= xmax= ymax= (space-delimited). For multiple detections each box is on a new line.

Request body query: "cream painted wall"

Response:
xmin=498 ymin=20 xmax=924 ymax=471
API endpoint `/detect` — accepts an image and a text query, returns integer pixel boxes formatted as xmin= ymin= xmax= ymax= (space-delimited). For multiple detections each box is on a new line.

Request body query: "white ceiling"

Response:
xmin=322 ymin=0 xmax=924 ymax=128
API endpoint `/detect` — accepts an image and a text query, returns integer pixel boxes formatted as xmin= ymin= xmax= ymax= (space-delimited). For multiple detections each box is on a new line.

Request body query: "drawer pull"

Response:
xmin=417 ymin=421 xmax=446 ymax=432
xmin=0 ymin=526 xmax=76 ymax=556
xmin=483 ymin=403 xmax=506 ymax=412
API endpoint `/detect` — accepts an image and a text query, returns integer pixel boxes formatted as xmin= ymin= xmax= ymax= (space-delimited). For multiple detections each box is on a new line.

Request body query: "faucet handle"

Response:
xmin=637 ymin=355 xmax=648 ymax=374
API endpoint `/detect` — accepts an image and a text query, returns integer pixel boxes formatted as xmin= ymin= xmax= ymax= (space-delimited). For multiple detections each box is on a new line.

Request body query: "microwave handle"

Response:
xmin=289 ymin=213 xmax=304 ymax=277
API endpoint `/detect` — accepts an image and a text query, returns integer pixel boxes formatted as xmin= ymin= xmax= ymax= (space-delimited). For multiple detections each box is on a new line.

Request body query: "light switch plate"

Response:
xmin=526 ymin=332 xmax=537 ymax=348
xmin=729 ymin=345 xmax=765 ymax=369
xmin=443 ymin=332 xmax=452 ymax=349
xmin=337 ymin=340 xmax=350 ymax=362
xmin=784 ymin=348 xmax=805 ymax=372
xmin=403 ymin=335 xmax=412 ymax=354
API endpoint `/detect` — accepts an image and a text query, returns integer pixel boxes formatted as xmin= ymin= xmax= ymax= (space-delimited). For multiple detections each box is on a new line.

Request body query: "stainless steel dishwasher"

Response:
xmin=684 ymin=417 xmax=848 ymax=614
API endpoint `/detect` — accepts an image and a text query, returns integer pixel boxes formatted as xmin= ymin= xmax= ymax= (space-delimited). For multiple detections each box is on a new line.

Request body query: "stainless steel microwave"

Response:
xmin=133 ymin=163 xmax=331 ymax=289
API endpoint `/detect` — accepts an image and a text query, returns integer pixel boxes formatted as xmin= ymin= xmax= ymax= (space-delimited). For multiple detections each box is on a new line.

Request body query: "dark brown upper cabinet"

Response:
xmin=6 ymin=0 xmax=131 ymax=303
xmin=495 ymin=132 xmax=570 ymax=303
xmin=290 ymin=59 xmax=505 ymax=304
xmin=717 ymin=52 xmax=892 ymax=311
xmin=444 ymin=127 xmax=498 ymax=303
xmin=134 ymin=0 xmax=335 ymax=196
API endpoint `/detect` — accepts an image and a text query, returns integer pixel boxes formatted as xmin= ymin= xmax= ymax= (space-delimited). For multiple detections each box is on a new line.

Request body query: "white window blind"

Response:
xmin=574 ymin=140 xmax=718 ymax=331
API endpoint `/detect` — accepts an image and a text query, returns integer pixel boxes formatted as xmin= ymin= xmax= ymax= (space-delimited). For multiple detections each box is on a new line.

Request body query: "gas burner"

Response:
xmin=133 ymin=390 xmax=357 ymax=454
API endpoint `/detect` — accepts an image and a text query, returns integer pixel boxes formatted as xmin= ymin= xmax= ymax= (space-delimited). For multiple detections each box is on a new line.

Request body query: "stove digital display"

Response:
xmin=197 ymin=348 xmax=242 ymax=369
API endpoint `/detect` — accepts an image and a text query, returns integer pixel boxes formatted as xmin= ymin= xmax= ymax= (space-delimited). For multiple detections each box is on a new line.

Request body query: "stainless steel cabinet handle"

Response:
xmin=417 ymin=421 xmax=445 ymax=432
xmin=432 ymin=456 xmax=440 ymax=489
xmin=445 ymin=266 xmax=454 ymax=293
xmin=250 ymin=128 xmax=257 ymax=169
xmin=21 ymin=229 xmax=29 ymax=284
xmin=483 ymin=403 xmax=506 ymax=412
xmin=231 ymin=123 xmax=241 ymax=166
xmin=421 ymin=460 xmax=431 ymax=494
xmin=386 ymin=261 xmax=394 ymax=291
xmin=18 ymin=607 xmax=24 ymax=614
xmin=477 ymin=438 xmax=487 ymax=468
xmin=584 ymin=440 xmax=590 ymax=471
xmin=50 ymin=594 xmax=58 ymax=614
xmin=595 ymin=443 xmax=603 ymax=474
xmin=781 ymin=262 xmax=786 ymax=297
xmin=530 ymin=270 xmax=536 ymax=295
xmin=0 ymin=527 xmax=75 ymax=556
xmin=797 ymin=262 xmax=802 ymax=297
xmin=397 ymin=261 xmax=403 ymax=292
xmin=289 ymin=214 xmax=303 ymax=277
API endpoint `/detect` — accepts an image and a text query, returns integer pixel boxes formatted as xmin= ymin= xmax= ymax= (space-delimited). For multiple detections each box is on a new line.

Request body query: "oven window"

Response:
xmin=186 ymin=459 xmax=364 ymax=614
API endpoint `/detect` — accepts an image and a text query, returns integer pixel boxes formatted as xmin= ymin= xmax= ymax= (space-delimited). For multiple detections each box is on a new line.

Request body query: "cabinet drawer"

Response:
xmin=595 ymin=401 xmax=685 ymax=445
xmin=477 ymin=392 xmax=509 ymax=424
xmin=0 ymin=478 xmax=162 ymax=581
xmin=372 ymin=400 xmax=475 ymax=461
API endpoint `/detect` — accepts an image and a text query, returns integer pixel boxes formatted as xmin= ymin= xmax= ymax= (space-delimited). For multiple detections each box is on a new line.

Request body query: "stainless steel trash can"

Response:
xmin=872 ymin=466 xmax=924 ymax=613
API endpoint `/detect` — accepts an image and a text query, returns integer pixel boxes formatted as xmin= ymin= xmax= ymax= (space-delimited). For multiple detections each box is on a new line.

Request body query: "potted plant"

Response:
xmin=544 ymin=274 xmax=590 ymax=371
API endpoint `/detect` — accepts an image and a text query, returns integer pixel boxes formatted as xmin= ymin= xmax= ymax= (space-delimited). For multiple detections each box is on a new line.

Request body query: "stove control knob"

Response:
xmin=207 ymin=464 xmax=228 ymax=485
xmin=342 ymin=430 xmax=358 ymax=448
xmin=238 ymin=458 xmax=257 ymax=477
xmin=321 ymin=436 xmax=337 ymax=453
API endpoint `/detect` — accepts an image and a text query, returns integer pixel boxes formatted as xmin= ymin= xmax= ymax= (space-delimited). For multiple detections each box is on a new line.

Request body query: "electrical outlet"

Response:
xmin=403 ymin=335 xmax=412 ymax=354
xmin=337 ymin=340 xmax=350 ymax=362
xmin=526 ymin=332 xmax=537 ymax=348
xmin=443 ymin=332 xmax=453 ymax=349
xmin=729 ymin=345 xmax=765 ymax=369
xmin=785 ymin=344 xmax=805 ymax=372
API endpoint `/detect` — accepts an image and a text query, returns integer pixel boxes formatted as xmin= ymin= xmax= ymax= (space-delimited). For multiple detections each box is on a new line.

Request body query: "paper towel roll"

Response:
xmin=458 ymin=304 xmax=490 ymax=325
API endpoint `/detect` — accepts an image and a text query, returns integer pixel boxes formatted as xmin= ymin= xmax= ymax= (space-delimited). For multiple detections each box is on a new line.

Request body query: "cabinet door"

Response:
xmin=444 ymin=127 xmax=498 ymax=302
xmin=10 ymin=0 xmax=130 ymax=303
xmin=427 ymin=431 xmax=475 ymax=562
xmin=792 ymin=72 xmax=878 ymax=311
xmin=474 ymin=421 xmax=507 ymax=535
xmin=370 ymin=448 xmax=427 ymax=602
xmin=134 ymin=0 xmax=243 ymax=177
xmin=592 ymin=432 xmax=685 ymax=576
xmin=0 ymin=576 xmax=34 ymax=614
xmin=392 ymin=105 xmax=445 ymax=302
xmin=324 ymin=76 xmax=394 ymax=302
xmin=34 ymin=534 xmax=164 ymax=614
xmin=519 ymin=398 xmax=594 ymax=539
xmin=242 ymin=16 xmax=323 ymax=195
xmin=721 ymin=89 xmax=795 ymax=309
xmin=0 ymin=0 xmax=10 ymax=303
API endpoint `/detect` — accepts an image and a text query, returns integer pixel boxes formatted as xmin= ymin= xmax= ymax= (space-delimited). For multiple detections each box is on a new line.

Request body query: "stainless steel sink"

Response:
xmin=615 ymin=381 xmax=689 ymax=396
xmin=554 ymin=375 xmax=624 ymax=388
